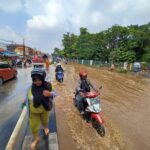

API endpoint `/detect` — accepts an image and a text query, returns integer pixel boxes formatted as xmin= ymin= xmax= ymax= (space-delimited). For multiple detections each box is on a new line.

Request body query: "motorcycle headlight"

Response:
xmin=93 ymin=104 xmax=101 ymax=112
xmin=90 ymin=97 xmax=100 ymax=105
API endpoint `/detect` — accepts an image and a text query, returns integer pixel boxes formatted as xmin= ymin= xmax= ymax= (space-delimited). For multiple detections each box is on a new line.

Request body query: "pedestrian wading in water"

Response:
xmin=25 ymin=68 xmax=57 ymax=150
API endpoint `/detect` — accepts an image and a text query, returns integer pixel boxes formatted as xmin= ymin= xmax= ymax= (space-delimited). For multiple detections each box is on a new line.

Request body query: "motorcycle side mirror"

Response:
xmin=99 ymin=86 xmax=102 ymax=89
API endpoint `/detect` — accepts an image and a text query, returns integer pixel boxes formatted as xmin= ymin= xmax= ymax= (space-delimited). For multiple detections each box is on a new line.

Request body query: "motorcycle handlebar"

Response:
xmin=99 ymin=86 xmax=102 ymax=90
xmin=81 ymin=91 xmax=100 ymax=97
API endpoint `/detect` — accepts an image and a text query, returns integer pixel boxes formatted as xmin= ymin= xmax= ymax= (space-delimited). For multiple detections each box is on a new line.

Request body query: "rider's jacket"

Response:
xmin=76 ymin=78 xmax=97 ymax=93
xmin=55 ymin=66 xmax=64 ymax=72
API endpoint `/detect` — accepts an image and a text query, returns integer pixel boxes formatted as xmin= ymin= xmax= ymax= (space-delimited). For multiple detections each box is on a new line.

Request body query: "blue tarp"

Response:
xmin=0 ymin=51 xmax=18 ymax=57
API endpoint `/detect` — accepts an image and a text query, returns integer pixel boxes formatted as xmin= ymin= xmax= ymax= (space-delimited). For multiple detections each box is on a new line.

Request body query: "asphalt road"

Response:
xmin=0 ymin=67 xmax=32 ymax=150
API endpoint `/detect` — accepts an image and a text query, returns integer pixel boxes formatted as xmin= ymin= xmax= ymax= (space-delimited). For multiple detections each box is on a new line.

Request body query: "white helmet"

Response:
xmin=56 ymin=63 xmax=61 ymax=66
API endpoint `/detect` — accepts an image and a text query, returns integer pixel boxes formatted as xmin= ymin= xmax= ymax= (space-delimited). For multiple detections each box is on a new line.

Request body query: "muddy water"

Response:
xmin=54 ymin=63 xmax=150 ymax=150
xmin=87 ymin=67 xmax=150 ymax=150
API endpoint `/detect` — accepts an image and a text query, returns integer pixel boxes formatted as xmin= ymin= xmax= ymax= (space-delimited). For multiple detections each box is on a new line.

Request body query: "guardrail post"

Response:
xmin=82 ymin=60 xmax=84 ymax=64
xmin=90 ymin=60 xmax=93 ymax=66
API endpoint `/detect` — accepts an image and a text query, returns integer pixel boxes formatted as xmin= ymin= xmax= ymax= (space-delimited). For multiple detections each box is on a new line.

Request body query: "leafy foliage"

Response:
xmin=53 ymin=22 xmax=150 ymax=63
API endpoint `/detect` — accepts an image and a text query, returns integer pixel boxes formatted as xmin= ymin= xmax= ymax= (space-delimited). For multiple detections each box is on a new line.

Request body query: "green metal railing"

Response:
xmin=76 ymin=59 xmax=112 ymax=68
xmin=70 ymin=59 xmax=150 ymax=78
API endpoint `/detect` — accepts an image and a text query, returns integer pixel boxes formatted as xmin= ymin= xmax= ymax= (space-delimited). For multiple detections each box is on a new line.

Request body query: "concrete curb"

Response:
xmin=5 ymin=106 xmax=59 ymax=150
xmin=49 ymin=133 xmax=59 ymax=150
xmin=5 ymin=107 xmax=28 ymax=150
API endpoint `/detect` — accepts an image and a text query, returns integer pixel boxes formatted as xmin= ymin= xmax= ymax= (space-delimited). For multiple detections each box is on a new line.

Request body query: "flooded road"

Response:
xmin=1 ymin=64 xmax=150 ymax=150
xmin=0 ymin=68 xmax=32 ymax=150
xmin=54 ymin=63 xmax=150 ymax=150
xmin=94 ymin=68 xmax=150 ymax=150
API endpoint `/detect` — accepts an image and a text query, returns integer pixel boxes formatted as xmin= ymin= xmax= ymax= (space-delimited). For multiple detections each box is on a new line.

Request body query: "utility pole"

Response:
xmin=23 ymin=38 xmax=25 ymax=59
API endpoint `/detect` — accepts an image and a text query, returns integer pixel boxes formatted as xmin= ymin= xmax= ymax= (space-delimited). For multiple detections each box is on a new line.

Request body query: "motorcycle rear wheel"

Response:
xmin=92 ymin=119 xmax=105 ymax=137
xmin=73 ymin=98 xmax=77 ymax=107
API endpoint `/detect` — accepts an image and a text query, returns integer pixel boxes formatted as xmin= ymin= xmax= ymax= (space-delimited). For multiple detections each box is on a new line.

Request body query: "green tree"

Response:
xmin=60 ymin=22 xmax=150 ymax=63
xmin=109 ymin=46 xmax=136 ymax=62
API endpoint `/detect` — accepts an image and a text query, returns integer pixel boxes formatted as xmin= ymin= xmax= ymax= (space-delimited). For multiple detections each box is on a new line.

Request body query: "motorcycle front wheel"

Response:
xmin=92 ymin=119 xmax=105 ymax=137
xmin=60 ymin=78 xmax=63 ymax=83
xmin=57 ymin=78 xmax=63 ymax=83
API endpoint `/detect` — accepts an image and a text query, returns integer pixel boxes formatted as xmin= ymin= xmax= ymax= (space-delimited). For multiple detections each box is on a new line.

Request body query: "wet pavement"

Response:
xmin=1 ymin=64 xmax=150 ymax=150
xmin=0 ymin=67 xmax=32 ymax=150
xmin=0 ymin=66 xmax=57 ymax=150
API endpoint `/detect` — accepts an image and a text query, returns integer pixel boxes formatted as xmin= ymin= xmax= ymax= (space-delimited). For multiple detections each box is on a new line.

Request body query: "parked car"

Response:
xmin=0 ymin=62 xmax=17 ymax=85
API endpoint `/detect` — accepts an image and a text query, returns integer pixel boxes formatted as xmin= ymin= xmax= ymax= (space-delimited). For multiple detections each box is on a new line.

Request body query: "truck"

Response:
xmin=32 ymin=55 xmax=45 ymax=68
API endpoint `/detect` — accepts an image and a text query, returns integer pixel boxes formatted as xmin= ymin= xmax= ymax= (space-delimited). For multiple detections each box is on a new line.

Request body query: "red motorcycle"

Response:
xmin=74 ymin=89 xmax=105 ymax=137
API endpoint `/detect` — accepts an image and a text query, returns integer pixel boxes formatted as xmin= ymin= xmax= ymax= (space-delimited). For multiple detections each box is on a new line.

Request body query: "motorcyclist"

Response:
xmin=75 ymin=70 xmax=99 ymax=114
xmin=55 ymin=63 xmax=64 ymax=80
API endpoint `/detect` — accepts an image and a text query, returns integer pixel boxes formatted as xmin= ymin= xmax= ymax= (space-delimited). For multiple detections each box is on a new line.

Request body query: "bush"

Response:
xmin=141 ymin=62 xmax=148 ymax=70
xmin=116 ymin=67 xmax=127 ymax=73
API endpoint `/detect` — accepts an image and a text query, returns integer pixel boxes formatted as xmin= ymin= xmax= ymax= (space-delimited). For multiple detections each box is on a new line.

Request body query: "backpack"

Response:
xmin=43 ymin=82 xmax=53 ymax=111
xmin=80 ymin=79 xmax=90 ymax=92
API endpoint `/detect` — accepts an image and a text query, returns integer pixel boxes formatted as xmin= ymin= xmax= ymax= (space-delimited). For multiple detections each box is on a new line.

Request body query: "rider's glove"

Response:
xmin=95 ymin=90 xmax=100 ymax=94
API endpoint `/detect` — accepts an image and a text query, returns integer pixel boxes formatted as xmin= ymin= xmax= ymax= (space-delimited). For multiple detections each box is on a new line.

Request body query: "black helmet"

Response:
xmin=31 ymin=68 xmax=46 ymax=81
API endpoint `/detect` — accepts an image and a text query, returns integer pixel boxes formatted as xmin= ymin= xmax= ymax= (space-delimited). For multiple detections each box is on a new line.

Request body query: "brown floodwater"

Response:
xmin=54 ymin=62 xmax=150 ymax=150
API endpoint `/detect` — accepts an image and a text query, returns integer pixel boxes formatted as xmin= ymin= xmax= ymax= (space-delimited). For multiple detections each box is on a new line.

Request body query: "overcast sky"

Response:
xmin=0 ymin=0 xmax=150 ymax=53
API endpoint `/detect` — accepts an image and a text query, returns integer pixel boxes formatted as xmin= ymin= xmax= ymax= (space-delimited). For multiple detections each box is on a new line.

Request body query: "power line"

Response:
xmin=0 ymin=39 xmax=15 ymax=44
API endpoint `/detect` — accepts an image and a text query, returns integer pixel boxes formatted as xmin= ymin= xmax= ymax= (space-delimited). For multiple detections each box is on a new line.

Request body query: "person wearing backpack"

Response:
xmin=75 ymin=70 xmax=99 ymax=114
xmin=25 ymin=68 xmax=56 ymax=150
